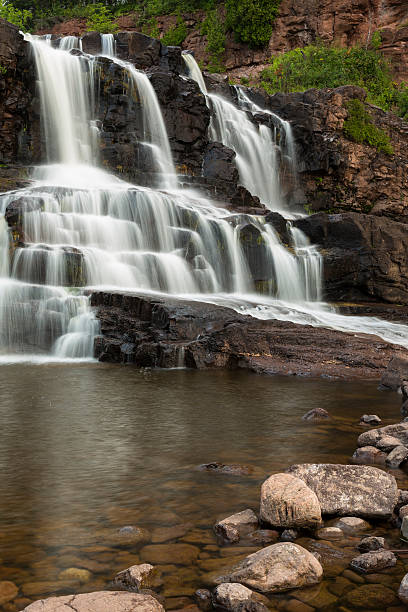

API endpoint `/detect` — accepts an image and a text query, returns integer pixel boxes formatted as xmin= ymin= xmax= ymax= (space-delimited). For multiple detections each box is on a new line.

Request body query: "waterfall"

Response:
xmin=182 ymin=53 xmax=295 ymax=212
xmin=0 ymin=34 xmax=408 ymax=362
xmin=100 ymin=33 xmax=115 ymax=57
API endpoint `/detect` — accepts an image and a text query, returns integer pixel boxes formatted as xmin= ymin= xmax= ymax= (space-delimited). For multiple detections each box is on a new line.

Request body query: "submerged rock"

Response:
xmin=198 ymin=463 xmax=254 ymax=476
xmin=302 ymin=408 xmax=330 ymax=421
xmin=334 ymin=517 xmax=370 ymax=533
xmin=0 ymin=581 xmax=18 ymax=606
xmin=215 ymin=509 xmax=259 ymax=543
xmin=287 ymin=464 xmax=398 ymax=518
xmin=22 ymin=591 xmax=164 ymax=611
xmin=216 ymin=542 xmax=323 ymax=593
xmin=350 ymin=550 xmax=397 ymax=574
xmin=316 ymin=527 xmax=343 ymax=540
xmin=260 ymin=473 xmax=322 ymax=529
xmin=280 ymin=529 xmax=298 ymax=542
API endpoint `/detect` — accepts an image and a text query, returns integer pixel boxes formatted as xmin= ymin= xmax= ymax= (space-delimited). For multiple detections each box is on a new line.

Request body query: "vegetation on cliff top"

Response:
xmin=261 ymin=40 xmax=408 ymax=120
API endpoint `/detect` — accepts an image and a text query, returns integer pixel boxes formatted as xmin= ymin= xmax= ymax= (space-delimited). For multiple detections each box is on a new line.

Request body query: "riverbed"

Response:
xmin=0 ymin=365 xmax=406 ymax=611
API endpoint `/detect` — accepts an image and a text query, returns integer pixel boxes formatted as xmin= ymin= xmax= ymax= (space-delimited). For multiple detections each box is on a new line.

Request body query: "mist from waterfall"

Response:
xmin=0 ymin=35 xmax=408 ymax=362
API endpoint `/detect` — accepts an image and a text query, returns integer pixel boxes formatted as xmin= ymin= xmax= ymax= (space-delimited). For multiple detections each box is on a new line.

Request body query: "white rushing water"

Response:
xmin=182 ymin=52 xmax=297 ymax=212
xmin=0 ymin=35 xmax=408 ymax=362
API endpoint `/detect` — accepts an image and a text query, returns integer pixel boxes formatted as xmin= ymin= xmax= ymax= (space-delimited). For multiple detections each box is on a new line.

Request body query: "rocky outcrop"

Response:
xmin=293 ymin=211 xmax=408 ymax=303
xmin=90 ymin=291 xmax=408 ymax=378
xmin=287 ymin=464 xmax=399 ymax=518
xmin=216 ymin=542 xmax=323 ymax=593
xmin=0 ymin=19 xmax=40 ymax=191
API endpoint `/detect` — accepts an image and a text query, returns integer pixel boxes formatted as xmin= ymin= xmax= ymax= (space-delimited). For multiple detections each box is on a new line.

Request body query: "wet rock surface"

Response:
xmin=91 ymin=292 xmax=408 ymax=377
xmin=22 ymin=591 xmax=165 ymax=611
xmin=214 ymin=510 xmax=259 ymax=544
xmin=350 ymin=550 xmax=397 ymax=574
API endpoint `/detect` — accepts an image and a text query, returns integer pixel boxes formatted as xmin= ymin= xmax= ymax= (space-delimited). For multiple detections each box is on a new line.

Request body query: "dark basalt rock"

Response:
xmin=90 ymin=292 xmax=408 ymax=378
xmin=294 ymin=212 xmax=408 ymax=304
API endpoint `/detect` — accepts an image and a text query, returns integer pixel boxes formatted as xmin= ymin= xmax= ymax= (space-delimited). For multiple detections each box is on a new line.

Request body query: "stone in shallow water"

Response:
xmin=359 ymin=414 xmax=381 ymax=425
xmin=22 ymin=592 xmax=164 ymax=611
xmin=216 ymin=542 xmax=323 ymax=593
xmin=113 ymin=564 xmax=160 ymax=590
xmin=287 ymin=464 xmax=398 ymax=518
xmin=280 ymin=529 xmax=298 ymax=542
xmin=400 ymin=504 xmax=408 ymax=518
xmin=386 ymin=445 xmax=408 ymax=468
xmin=334 ymin=517 xmax=371 ymax=533
xmin=0 ymin=581 xmax=18 ymax=606
xmin=212 ymin=583 xmax=254 ymax=609
xmin=198 ymin=462 xmax=254 ymax=476
xmin=351 ymin=446 xmax=387 ymax=465
xmin=345 ymin=584 xmax=397 ymax=608
xmin=350 ymin=550 xmax=397 ymax=574
xmin=399 ymin=572 xmax=408 ymax=604
xmin=260 ymin=473 xmax=322 ymax=529
xmin=358 ymin=536 xmax=385 ymax=553
xmin=214 ymin=509 xmax=259 ymax=543
xmin=58 ymin=568 xmax=91 ymax=583
xmin=316 ymin=527 xmax=343 ymax=540
xmin=302 ymin=408 xmax=330 ymax=421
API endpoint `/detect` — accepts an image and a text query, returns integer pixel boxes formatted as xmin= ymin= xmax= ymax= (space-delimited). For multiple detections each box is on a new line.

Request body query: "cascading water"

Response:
xmin=1 ymin=34 xmax=408 ymax=363
xmin=182 ymin=52 xmax=296 ymax=212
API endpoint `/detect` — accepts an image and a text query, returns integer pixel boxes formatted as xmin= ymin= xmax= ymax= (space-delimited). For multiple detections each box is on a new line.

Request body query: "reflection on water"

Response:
xmin=0 ymin=365 xmax=406 ymax=610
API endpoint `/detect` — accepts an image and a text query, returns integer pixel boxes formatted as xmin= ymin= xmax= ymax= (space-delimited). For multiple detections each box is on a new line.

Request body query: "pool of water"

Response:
xmin=0 ymin=365 xmax=406 ymax=611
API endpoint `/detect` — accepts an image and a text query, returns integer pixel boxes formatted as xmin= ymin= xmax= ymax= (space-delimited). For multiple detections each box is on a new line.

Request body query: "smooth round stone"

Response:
xmin=316 ymin=527 xmax=343 ymax=540
xmin=58 ymin=568 xmax=92 ymax=583
xmin=0 ymin=582 xmax=18 ymax=606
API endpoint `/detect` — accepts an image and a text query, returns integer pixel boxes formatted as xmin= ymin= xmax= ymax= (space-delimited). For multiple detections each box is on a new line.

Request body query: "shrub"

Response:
xmin=161 ymin=15 xmax=187 ymax=46
xmin=0 ymin=64 xmax=6 ymax=74
xmin=260 ymin=42 xmax=408 ymax=119
xmin=201 ymin=8 xmax=225 ymax=72
xmin=225 ymin=0 xmax=281 ymax=48
xmin=343 ymin=98 xmax=394 ymax=155
xmin=0 ymin=0 xmax=32 ymax=30
xmin=86 ymin=3 xmax=118 ymax=33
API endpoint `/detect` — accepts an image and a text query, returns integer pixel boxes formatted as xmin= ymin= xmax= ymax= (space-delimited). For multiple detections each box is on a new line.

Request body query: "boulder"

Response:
xmin=359 ymin=414 xmax=381 ymax=425
xmin=380 ymin=356 xmax=408 ymax=391
xmin=216 ymin=543 xmax=323 ymax=594
xmin=358 ymin=536 xmax=385 ymax=553
xmin=350 ymin=550 xmax=397 ymax=574
xmin=287 ymin=464 xmax=398 ymax=518
xmin=351 ymin=446 xmax=387 ymax=465
xmin=401 ymin=516 xmax=408 ymax=539
xmin=260 ymin=473 xmax=322 ymax=529
xmin=399 ymin=573 xmax=408 ymax=605
xmin=302 ymin=408 xmax=330 ymax=421
xmin=386 ymin=445 xmax=408 ymax=468
xmin=358 ymin=423 xmax=408 ymax=448
xmin=399 ymin=490 xmax=408 ymax=507
xmin=215 ymin=509 xmax=259 ymax=543
xmin=113 ymin=564 xmax=159 ymax=590
xmin=22 ymin=592 xmax=164 ymax=611
xmin=400 ymin=505 xmax=408 ymax=518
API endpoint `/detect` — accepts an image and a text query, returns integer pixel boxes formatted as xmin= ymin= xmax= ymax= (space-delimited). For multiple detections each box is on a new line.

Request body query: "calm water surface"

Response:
xmin=0 ymin=365 xmax=406 ymax=611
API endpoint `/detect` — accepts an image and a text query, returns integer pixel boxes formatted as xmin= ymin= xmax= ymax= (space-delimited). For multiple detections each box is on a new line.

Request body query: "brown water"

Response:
xmin=0 ymin=364 xmax=407 ymax=611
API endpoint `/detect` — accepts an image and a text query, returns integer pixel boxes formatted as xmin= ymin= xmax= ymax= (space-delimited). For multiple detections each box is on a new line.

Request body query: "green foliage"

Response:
xmin=343 ymin=98 xmax=394 ymax=155
xmin=240 ymin=76 xmax=250 ymax=86
xmin=260 ymin=42 xmax=408 ymax=119
xmin=370 ymin=29 xmax=382 ymax=50
xmin=225 ymin=0 xmax=281 ymax=48
xmin=201 ymin=8 xmax=225 ymax=72
xmin=0 ymin=64 xmax=6 ymax=74
xmin=86 ymin=3 xmax=117 ymax=33
xmin=161 ymin=15 xmax=187 ymax=46
xmin=0 ymin=0 xmax=32 ymax=30
xmin=140 ymin=16 xmax=159 ymax=38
